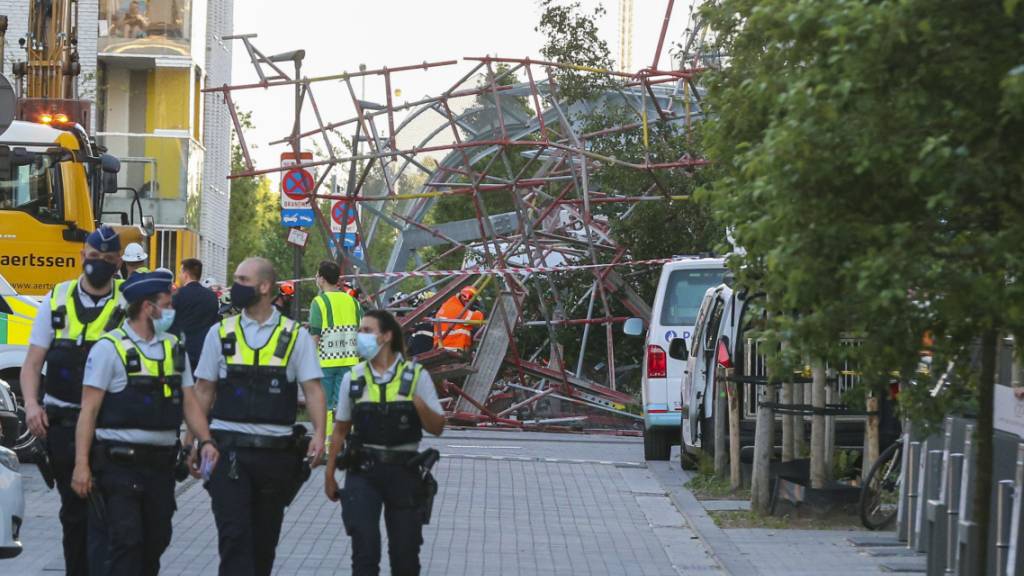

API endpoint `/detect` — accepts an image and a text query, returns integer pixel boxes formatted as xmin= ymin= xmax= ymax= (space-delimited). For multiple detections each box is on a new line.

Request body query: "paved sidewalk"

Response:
xmin=650 ymin=460 xmax=908 ymax=576
xmin=4 ymin=431 xmax=722 ymax=575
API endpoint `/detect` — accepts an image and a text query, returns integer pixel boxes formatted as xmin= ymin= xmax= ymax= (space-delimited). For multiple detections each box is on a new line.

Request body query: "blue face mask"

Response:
xmin=356 ymin=332 xmax=382 ymax=360
xmin=153 ymin=307 xmax=175 ymax=335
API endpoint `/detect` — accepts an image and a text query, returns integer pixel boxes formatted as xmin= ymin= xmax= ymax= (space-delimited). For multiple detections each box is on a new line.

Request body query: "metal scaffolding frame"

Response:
xmin=206 ymin=1 xmax=710 ymax=431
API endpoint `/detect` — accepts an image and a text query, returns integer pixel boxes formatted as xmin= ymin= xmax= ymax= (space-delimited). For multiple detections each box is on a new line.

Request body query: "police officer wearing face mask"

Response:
xmin=20 ymin=225 xmax=125 ymax=576
xmin=325 ymin=309 xmax=446 ymax=576
xmin=187 ymin=257 xmax=327 ymax=576
xmin=71 ymin=270 xmax=205 ymax=575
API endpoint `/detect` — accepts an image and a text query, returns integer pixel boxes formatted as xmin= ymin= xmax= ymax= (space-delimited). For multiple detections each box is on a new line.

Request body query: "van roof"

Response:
xmin=661 ymin=257 xmax=726 ymax=272
xmin=0 ymin=120 xmax=68 ymax=149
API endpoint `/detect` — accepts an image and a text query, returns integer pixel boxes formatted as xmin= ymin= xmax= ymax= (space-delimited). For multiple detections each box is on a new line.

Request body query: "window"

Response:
xmin=659 ymin=268 xmax=726 ymax=326
xmin=0 ymin=152 xmax=63 ymax=224
xmin=99 ymin=0 xmax=193 ymax=57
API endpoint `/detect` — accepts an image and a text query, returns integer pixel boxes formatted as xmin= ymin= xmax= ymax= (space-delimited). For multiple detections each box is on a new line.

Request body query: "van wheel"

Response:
xmin=644 ymin=429 xmax=671 ymax=461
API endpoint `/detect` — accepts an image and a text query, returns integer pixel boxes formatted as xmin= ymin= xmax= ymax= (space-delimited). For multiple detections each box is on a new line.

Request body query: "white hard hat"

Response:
xmin=201 ymin=277 xmax=216 ymax=288
xmin=122 ymin=242 xmax=148 ymax=263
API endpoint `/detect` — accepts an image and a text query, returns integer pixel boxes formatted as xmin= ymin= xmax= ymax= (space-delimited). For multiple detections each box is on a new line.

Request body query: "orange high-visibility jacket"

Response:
xmin=434 ymin=295 xmax=484 ymax=351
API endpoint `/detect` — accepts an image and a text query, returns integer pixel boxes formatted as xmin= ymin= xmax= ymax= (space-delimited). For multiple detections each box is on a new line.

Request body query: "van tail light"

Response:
xmin=647 ymin=345 xmax=667 ymax=378
xmin=716 ymin=339 xmax=733 ymax=369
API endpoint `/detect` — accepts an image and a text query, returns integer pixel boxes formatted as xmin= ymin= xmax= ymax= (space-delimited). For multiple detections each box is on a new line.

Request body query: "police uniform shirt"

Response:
xmin=335 ymin=354 xmax=444 ymax=451
xmin=82 ymin=322 xmax=194 ymax=446
xmin=28 ymin=277 xmax=119 ymax=409
xmin=194 ymin=308 xmax=323 ymax=437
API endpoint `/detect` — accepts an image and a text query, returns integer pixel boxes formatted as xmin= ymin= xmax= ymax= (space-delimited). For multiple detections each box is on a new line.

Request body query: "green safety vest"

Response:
xmin=96 ymin=327 xmax=184 ymax=431
xmin=349 ymin=360 xmax=423 ymax=446
xmin=313 ymin=291 xmax=359 ymax=368
xmin=211 ymin=314 xmax=300 ymax=425
xmin=45 ymin=278 xmax=126 ymax=404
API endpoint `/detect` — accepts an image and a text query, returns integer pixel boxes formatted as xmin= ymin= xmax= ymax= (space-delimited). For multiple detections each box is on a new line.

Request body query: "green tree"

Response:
xmin=700 ymin=0 xmax=1024 ymax=566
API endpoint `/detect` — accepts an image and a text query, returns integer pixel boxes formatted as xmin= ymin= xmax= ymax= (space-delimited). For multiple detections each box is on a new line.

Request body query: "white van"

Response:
xmin=625 ymin=257 xmax=726 ymax=460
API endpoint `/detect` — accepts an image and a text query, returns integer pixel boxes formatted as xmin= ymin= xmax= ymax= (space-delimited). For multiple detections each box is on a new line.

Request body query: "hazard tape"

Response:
xmin=293 ymin=256 xmax=681 ymax=282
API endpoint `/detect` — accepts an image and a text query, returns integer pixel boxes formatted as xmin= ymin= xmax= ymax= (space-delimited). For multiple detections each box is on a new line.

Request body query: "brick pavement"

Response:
xmin=3 ymin=433 xmax=722 ymax=575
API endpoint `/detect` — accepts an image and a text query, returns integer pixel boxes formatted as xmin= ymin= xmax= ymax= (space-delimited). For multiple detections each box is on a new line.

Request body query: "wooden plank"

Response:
xmin=455 ymin=292 xmax=517 ymax=414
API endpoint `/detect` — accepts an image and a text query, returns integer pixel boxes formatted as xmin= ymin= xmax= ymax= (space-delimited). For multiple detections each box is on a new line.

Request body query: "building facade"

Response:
xmin=1 ymin=0 xmax=233 ymax=282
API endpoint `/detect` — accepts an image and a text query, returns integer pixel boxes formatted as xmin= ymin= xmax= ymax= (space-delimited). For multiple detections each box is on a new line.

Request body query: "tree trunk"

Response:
xmin=751 ymin=379 xmax=775 ymax=514
xmin=781 ymin=381 xmax=794 ymax=462
xmin=863 ymin=394 xmax=879 ymax=482
xmin=971 ymin=330 xmax=998 ymax=576
xmin=810 ymin=360 xmax=827 ymax=489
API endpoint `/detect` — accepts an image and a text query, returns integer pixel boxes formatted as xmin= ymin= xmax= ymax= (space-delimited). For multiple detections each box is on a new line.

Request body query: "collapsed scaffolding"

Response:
xmin=208 ymin=1 xmax=715 ymax=432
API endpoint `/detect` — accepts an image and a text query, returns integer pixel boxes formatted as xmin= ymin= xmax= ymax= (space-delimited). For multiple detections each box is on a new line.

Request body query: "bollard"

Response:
xmin=913 ymin=440 xmax=929 ymax=549
xmin=917 ymin=449 xmax=944 ymax=553
xmin=1006 ymin=444 xmax=1024 ymax=576
xmin=997 ymin=479 xmax=1015 ymax=576
xmin=956 ymin=425 xmax=977 ymax=576
xmin=900 ymin=426 xmax=913 ymax=543
xmin=946 ymin=453 xmax=965 ymax=575
xmin=928 ymin=499 xmax=949 ymax=576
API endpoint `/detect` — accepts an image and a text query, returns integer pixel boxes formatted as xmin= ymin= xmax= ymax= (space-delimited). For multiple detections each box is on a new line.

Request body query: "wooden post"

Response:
xmin=714 ymin=366 xmax=728 ymax=478
xmin=864 ymin=393 xmax=880 ymax=482
xmin=810 ymin=360 xmax=827 ymax=489
xmin=793 ymin=379 xmax=807 ymax=459
xmin=751 ymin=367 xmax=776 ymax=514
xmin=727 ymin=368 xmax=742 ymax=491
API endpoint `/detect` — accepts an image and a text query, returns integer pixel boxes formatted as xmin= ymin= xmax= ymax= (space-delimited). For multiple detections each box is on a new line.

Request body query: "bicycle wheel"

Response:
xmin=859 ymin=440 xmax=902 ymax=530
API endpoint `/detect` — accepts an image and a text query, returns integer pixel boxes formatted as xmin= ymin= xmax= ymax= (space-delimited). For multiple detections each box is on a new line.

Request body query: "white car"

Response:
xmin=625 ymin=257 xmax=726 ymax=461
xmin=0 ymin=379 xmax=23 ymax=558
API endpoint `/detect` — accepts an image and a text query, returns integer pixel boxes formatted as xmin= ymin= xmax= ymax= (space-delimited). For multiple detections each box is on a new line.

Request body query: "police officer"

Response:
xmin=20 ymin=225 xmax=125 ymax=576
xmin=188 ymin=256 xmax=327 ymax=576
xmin=71 ymin=270 xmax=205 ymax=575
xmin=325 ymin=309 xmax=446 ymax=576
xmin=309 ymin=260 xmax=361 ymax=439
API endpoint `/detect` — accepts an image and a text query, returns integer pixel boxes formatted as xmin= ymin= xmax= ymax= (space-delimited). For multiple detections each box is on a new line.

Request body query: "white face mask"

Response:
xmin=356 ymin=332 xmax=382 ymax=360
xmin=153 ymin=307 xmax=175 ymax=335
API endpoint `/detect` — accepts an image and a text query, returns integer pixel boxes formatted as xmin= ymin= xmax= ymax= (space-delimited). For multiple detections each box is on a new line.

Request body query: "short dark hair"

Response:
xmin=126 ymin=294 xmax=160 ymax=320
xmin=365 ymin=309 xmax=405 ymax=355
xmin=318 ymin=260 xmax=340 ymax=285
xmin=181 ymin=258 xmax=202 ymax=280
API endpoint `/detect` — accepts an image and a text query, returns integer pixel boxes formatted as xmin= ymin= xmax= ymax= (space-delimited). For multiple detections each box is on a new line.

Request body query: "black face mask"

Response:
xmin=83 ymin=258 xmax=118 ymax=287
xmin=230 ymin=283 xmax=258 ymax=309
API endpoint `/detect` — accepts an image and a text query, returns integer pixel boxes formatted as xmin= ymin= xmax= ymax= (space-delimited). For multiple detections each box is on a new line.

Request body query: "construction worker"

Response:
xmin=309 ymin=260 xmax=361 ymax=442
xmin=434 ymin=286 xmax=485 ymax=353
xmin=325 ymin=309 xmax=445 ymax=576
xmin=405 ymin=292 xmax=435 ymax=358
xmin=272 ymin=280 xmax=296 ymax=318
xmin=121 ymin=242 xmax=150 ymax=278
xmin=188 ymin=257 xmax=326 ymax=576
xmin=72 ymin=270 xmax=206 ymax=575
xmin=20 ymin=225 xmax=125 ymax=576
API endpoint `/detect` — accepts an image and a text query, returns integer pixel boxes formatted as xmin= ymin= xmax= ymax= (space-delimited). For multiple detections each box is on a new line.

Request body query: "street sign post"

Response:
xmin=280 ymin=151 xmax=315 ymax=227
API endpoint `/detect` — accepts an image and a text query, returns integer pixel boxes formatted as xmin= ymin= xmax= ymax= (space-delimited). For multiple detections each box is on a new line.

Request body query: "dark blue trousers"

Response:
xmin=339 ymin=462 xmax=424 ymax=576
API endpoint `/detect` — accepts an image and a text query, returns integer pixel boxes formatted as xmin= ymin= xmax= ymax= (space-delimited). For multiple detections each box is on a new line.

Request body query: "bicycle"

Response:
xmin=859 ymin=436 xmax=903 ymax=530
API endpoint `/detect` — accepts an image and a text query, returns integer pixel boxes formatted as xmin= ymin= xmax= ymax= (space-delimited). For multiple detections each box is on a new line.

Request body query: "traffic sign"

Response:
xmin=330 ymin=200 xmax=358 ymax=234
xmin=281 ymin=168 xmax=314 ymax=201
xmin=280 ymin=151 xmax=315 ymax=227
xmin=281 ymin=209 xmax=314 ymax=227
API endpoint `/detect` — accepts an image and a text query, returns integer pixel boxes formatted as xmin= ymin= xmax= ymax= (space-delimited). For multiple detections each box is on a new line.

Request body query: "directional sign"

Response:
xmin=333 ymin=232 xmax=360 ymax=249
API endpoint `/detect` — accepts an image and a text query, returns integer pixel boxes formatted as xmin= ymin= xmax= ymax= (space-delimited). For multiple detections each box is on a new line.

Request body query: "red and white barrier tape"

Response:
xmin=287 ymin=256 xmax=682 ymax=283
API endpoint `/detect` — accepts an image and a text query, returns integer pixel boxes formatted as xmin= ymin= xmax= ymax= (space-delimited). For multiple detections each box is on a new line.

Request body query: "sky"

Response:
xmin=230 ymin=0 xmax=698 ymax=174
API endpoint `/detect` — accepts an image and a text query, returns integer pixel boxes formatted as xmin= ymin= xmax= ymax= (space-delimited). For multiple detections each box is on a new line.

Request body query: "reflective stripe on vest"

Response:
xmin=51 ymin=279 xmax=125 ymax=344
xmin=350 ymin=361 xmax=421 ymax=403
xmin=313 ymin=291 xmax=359 ymax=367
xmin=219 ymin=314 xmax=298 ymax=368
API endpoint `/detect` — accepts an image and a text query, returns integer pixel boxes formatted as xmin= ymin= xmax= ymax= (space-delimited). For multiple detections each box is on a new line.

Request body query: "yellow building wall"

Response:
xmin=144 ymin=68 xmax=190 ymax=200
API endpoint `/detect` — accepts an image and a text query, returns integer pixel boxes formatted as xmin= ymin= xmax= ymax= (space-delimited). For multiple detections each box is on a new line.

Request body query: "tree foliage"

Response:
xmin=700 ymin=0 xmax=1024 ymax=562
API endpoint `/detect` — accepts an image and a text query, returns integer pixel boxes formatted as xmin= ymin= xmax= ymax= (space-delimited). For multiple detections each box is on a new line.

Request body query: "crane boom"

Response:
xmin=618 ymin=0 xmax=634 ymax=72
